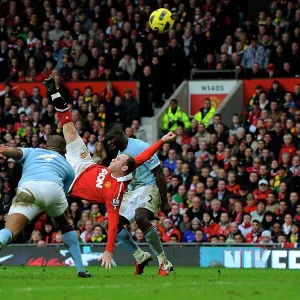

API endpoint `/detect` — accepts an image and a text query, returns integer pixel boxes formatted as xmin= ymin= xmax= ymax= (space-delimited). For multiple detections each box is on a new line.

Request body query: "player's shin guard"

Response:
xmin=0 ymin=229 xmax=12 ymax=248
xmin=144 ymin=226 xmax=167 ymax=264
xmin=62 ymin=226 xmax=86 ymax=273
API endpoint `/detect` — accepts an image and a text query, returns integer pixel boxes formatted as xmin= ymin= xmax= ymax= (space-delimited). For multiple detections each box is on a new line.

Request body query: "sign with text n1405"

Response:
xmin=188 ymin=80 xmax=237 ymax=117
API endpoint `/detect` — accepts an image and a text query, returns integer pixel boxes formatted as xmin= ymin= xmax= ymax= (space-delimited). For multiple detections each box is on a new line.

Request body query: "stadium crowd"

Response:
xmin=1 ymin=0 xmax=300 ymax=245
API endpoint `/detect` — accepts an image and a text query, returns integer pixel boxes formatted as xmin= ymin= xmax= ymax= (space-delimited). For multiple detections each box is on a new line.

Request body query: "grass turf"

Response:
xmin=0 ymin=266 xmax=299 ymax=299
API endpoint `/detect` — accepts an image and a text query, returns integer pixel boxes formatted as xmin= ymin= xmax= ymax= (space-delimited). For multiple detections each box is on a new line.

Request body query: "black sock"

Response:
xmin=51 ymin=92 xmax=69 ymax=112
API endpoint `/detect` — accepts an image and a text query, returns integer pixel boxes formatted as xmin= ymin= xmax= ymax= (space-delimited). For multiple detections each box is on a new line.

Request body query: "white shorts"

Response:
xmin=66 ymin=137 xmax=95 ymax=178
xmin=119 ymin=185 xmax=161 ymax=222
xmin=9 ymin=181 xmax=68 ymax=221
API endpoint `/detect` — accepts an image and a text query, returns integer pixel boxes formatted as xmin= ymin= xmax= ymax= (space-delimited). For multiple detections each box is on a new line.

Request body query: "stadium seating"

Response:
xmin=0 ymin=0 xmax=300 ymax=246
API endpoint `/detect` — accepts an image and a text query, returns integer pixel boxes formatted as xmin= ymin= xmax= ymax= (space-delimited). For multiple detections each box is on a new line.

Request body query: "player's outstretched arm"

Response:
xmin=98 ymin=212 xmax=119 ymax=270
xmin=154 ymin=165 xmax=170 ymax=215
xmin=62 ymin=122 xmax=81 ymax=145
xmin=134 ymin=132 xmax=176 ymax=169
xmin=0 ymin=146 xmax=23 ymax=161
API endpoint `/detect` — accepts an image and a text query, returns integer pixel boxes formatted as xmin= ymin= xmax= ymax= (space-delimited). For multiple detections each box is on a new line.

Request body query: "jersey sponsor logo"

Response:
xmin=112 ymin=198 xmax=120 ymax=210
xmin=147 ymin=157 xmax=154 ymax=164
xmin=96 ymin=168 xmax=109 ymax=188
xmin=39 ymin=153 xmax=57 ymax=162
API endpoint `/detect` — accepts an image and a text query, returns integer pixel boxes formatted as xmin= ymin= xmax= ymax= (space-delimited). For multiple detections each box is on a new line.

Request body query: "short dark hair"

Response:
xmin=46 ymin=135 xmax=66 ymax=155
xmin=105 ymin=123 xmax=124 ymax=136
xmin=125 ymin=155 xmax=135 ymax=174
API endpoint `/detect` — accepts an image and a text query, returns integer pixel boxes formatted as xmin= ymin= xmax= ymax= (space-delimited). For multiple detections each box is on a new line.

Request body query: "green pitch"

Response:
xmin=0 ymin=266 xmax=299 ymax=300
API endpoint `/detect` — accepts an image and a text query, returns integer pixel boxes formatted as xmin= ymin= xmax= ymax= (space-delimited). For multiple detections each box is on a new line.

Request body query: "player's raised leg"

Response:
xmin=43 ymin=76 xmax=94 ymax=176
xmin=43 ymin=76 xmax=78 ymax=144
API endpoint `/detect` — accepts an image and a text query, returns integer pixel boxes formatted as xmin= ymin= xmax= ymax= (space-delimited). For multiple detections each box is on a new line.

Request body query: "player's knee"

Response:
xmin=135 ymin=215 xmax=150 ymax=232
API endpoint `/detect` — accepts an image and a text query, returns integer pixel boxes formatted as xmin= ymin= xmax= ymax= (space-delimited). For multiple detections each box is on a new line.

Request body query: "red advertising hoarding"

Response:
xmin=243 ymin=78 xmax=300 ymax=105
xmin=0 ymin=81 xmax=137 ymax=99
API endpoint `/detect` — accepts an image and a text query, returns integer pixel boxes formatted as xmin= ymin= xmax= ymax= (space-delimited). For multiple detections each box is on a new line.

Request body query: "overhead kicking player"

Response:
xmin=43 ymin=76 xmax=176 ymax=270
xmin=106 ymin=125 xmax=174 ymax=276
xmin=0 ymin=135 xmax=90 ymax=277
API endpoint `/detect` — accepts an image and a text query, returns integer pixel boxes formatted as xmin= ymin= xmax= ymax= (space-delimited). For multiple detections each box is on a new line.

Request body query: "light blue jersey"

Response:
xmin=119 ymin=138 xmax=160 ymax=191
xmin=18 ymin=148 xmax=75 ymax=194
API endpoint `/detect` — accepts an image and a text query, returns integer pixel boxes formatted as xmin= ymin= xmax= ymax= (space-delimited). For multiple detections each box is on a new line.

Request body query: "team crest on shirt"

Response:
xmin=105 ymin=182 xmax=111 ymax=188
xmin=112 ymin=198 xmax=120 ymax=210
xmin=80 ymin=152 xmax=87 ymax=159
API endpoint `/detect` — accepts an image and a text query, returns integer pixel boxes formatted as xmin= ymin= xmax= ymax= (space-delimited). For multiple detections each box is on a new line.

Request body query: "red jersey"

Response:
xmin=245 ymin=231 xmax=262 ymax=243
xmin=226 ymin=183 xmax=240 ymax=195
xmin=244 ymin=205 xmax=257 ymax=214
xmin=278 ymin=144 xmax=296 ymax=164
xmin=69 ymin=139 xmax=164 ymax=252
xmin=252 ymin=189 xmax=271 ymax=203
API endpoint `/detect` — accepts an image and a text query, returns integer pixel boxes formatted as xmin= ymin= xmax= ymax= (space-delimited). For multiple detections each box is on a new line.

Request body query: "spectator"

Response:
xmin=238 ymin=214 xmax=252 ymax=237
xmin=169 ymin=204 xmax=183 ymax=228
xmin=123 ymin=89 xmax=140 ymax=123
xmin=108 ymin=96 xmax=127 ymax=124
xmin=168 ymin=175 xmax=181 ymax=196
xmin=260 ymin=230 xmax=273 ymax=244
xmin=245 ymin=220 xmax=262 ymax=243
xmin=29 ymin=230 xmax=43 ymax=244
xmin=226 ymin=222 xmax=241 ymax=244
xmin=131 ymin=119 xmax=146 ymax=142
xmin=48 ymin=20 xmax=64 ymax=42
xmin=186 ymin=196 xmax=204 ymax=221
xmin=172 ymin=185 xmax=187 ymax=206
xmin=194 ymin=98 xmax=216 ymax=128
xmin=161 ymin=219 xmax=181 ymax=242
xmin=162 ymin=99 xmax=191 ymax=132
xmin=91 ymin=225 xmax=107 ymax=243
xmin=183 ymin=217 xmax=201 ymax=242
xmin=201 ymin=212 xmax=221 ymax=241
xmin=163 ymin=150 xmax=177 ymax=173
xmin=92 ymin=141 xmax=107 ymax=164
xmin=80 ymin=220 xmax=94 ymax=243
xmin=251 ymin=200 xmax=267 ymax=223
xmin=118 ymin=52 xmax=136 ymax=78
xmin=242 ymin=35 xmax=269 ymax=70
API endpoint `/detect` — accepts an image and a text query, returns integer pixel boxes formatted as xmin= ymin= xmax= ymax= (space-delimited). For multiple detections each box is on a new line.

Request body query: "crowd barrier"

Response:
xmin=2 ymin=243 xmax=299 ymax=269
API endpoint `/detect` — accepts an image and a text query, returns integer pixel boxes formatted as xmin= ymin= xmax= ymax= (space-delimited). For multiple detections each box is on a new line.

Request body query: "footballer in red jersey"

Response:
xmin=43 ymin=76 xmax=176 ymax=270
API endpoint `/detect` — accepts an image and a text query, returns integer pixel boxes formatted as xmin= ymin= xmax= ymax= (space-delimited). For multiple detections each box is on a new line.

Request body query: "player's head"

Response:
xmin=45 ymin=135 xmax=66 ymax=155
xmin=108 ymin=153 xmax=135 ymax=175
xmin=105 ymin=123 xmax=127 ymax=150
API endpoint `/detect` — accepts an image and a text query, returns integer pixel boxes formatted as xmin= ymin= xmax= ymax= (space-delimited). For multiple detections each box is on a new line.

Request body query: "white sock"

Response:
xmin=157 ymin=252 xmax=167 ymax=265
xmin=133 ymin=248 xmax=145 ymax=263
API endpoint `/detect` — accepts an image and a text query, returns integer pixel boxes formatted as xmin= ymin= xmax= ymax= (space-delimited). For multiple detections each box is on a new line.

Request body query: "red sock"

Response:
xmin=57 ymin=110 xmax=73 ymax=126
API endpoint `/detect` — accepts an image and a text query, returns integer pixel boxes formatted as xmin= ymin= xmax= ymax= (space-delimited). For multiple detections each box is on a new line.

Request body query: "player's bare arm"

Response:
xmin=0 ymin=146 xmax=23 ymax=161
xmin=154 ymin=165 xmax=170 ymax=215
xmin=63 ymin=122 xmax=81 ymax=145
xmin=154 ymin=132 xmax=175 ymax=215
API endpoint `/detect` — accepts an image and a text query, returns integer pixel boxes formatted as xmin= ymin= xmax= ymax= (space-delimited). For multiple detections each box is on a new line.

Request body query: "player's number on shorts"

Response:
xmin=148 ymin=195 xmax=153 ymax=204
